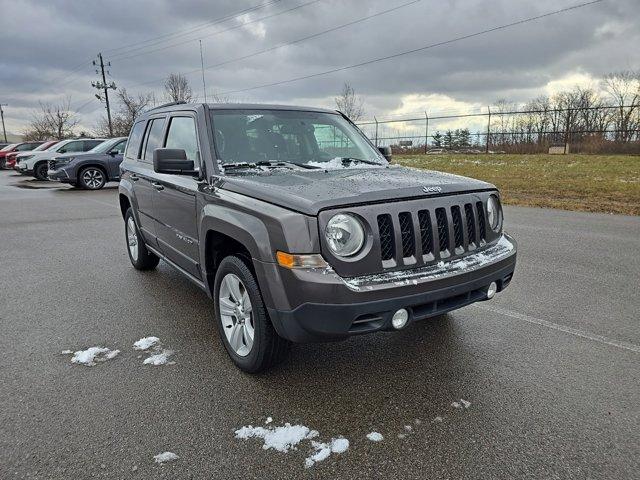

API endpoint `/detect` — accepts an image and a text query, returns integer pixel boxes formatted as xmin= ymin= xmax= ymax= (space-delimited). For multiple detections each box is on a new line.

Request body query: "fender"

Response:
xmin=118 ymin=180 xmax=143 ymax=228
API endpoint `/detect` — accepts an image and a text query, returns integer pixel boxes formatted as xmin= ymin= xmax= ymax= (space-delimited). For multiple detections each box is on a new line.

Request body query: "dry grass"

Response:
xmin=395 ymin=153 xmax=640 ymax=216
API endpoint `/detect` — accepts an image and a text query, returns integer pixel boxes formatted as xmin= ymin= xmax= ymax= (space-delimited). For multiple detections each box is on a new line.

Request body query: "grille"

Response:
xmin=377 ymin=214 xmax=395 ymax=261
xmin=435 ymin=208 xmax=449 ymax=253
xmin=451 ymin=206 xmax=463 ymax=249
xmin=464 ymin=203 xmax=476 ymax=245
xmin=476 ymin=201 xmax=486 ymax=241
xmin=398 ymin=212 xmax=415 ymax=257
xmin=374 ymin=198 xmax=491 ymax=269
xmin=418 ymin=210 xmax=433 ymax=255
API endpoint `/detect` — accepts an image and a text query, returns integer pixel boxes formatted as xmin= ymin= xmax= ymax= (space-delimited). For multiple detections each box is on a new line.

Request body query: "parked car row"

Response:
xmin=2 ymin=137 xmax=127 ymax=190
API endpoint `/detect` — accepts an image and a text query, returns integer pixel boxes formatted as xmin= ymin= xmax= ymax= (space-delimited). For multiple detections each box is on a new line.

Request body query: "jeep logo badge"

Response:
xmin=422 ymin=186 xmax=442 ymax=193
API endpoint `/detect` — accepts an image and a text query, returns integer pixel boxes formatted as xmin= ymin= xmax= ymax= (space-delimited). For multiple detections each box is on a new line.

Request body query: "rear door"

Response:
xmin=151 ymin=114 xmax=201 ymax=279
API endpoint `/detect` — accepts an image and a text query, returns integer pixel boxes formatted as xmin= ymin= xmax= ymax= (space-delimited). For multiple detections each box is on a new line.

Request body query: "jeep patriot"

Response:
xmin=119 ymin=102 xmax=517 ymax=372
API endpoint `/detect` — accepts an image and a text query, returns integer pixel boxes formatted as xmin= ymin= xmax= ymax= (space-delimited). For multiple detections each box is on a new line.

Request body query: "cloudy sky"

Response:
xmin=1 ymin=0 xmax=638 ymax=137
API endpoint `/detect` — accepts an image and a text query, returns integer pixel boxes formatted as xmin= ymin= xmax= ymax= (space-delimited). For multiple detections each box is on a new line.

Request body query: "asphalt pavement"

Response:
xmin=1 ymin=171 xmax=638 ymax=479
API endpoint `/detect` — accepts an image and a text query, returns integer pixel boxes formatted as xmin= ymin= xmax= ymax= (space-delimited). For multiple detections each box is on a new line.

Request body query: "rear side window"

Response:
xmin=143 ymin=118 xmax=166 ymax=163
xmin=83 ymin=140 xmax=103 ymax=151
xmin=125 ymin=121 xmax=146 ymax=160
xmin=59 ymin=141 xmax=84 ymax=153
xmin=165 ymin=116 xmax=199 ymax=164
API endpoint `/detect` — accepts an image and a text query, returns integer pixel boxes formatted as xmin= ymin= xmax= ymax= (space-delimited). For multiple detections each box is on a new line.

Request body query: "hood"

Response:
xmin=215 ymin=165 xmax=495 ymax=216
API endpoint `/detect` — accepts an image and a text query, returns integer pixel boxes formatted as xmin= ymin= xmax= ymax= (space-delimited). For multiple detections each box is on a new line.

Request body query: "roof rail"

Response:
xmin=146 ymin=101 xmax=187 ymax=112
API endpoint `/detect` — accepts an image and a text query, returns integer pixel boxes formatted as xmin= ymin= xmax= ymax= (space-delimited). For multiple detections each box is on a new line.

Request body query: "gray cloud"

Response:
xmin=1 ymin=0 xmax=638 ymax=133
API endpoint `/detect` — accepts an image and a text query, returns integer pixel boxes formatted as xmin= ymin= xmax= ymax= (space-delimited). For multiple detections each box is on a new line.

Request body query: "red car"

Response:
xmin=0 ymin=141 xmax=45 ymax=169
xmin=5 ymin=140 xmax=58 ymax=169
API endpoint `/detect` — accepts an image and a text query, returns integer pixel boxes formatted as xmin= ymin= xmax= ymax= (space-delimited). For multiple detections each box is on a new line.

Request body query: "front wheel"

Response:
xmin=79 ymin=167 xmax=106 ymax=190
xmin=214 ymin=255 xmax=290 ymax=373
xmin=124 ymin=208 xmax=159 ymax=270
xmin=33 ymin=162 xmax=48 ymax=181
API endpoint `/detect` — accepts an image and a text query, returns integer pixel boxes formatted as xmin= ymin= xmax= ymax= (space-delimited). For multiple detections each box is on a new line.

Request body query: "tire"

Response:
xmin=124 ymin=208 xmax=159 ymax=270
xmin=34 ymin=162 xmax=48 ymax=181
xmin=214 ymin=255 xmax=290 ymax=373
xmin=78 ymin=166 xmax=106 ymax=190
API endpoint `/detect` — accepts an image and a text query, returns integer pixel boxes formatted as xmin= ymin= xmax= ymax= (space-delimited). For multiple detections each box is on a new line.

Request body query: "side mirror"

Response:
xmin=153 ymin=148 xmax=196 ymax=175
xmin=108 ymin=150 xmax=118 ymax=157
xmin=58 ymin=148 xmax=66 ymax=154
xmin=378 ymin=146 xmax=392 ymax=163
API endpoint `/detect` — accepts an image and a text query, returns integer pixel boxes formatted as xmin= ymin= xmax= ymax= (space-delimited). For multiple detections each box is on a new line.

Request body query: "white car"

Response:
xmin=16 ymin=138 xmax=107 ymax=180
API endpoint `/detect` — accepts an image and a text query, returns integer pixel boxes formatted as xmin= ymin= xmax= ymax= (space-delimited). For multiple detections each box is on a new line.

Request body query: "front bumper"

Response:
xmin=47 ymin=168 xmax=72 ymax=182
xmin=261 ymin=234 xmax=517 ymax=342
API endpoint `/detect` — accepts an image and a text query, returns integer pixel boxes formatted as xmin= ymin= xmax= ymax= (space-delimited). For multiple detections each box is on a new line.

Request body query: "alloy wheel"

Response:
xmin=126 ymin=216 xmax=139 ymax=261
xmin=83 ymin=169 xmax=104 ymax=189
xmin=218 ymin=273 xmax=254 ymax=357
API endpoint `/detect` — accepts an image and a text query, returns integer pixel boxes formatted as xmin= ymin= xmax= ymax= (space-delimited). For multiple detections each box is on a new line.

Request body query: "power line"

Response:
xmin=214 ymin=0 xmax=605 ymax=97
xmin=126 ymin=0 xmax=422 ymax=90
xmin=110 ymin=0 xmax=323 ymax=62
xmin=103 ymin=0 xmax=282 ymax=55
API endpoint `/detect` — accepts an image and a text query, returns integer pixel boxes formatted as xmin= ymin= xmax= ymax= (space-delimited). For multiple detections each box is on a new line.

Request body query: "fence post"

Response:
xmin=485 ymin=106 xmax=491 ymax=154
xmin=424 ymin=111 xmax=429 ymax=154
xmin=374 ymin=117 xmax=379 ymax=147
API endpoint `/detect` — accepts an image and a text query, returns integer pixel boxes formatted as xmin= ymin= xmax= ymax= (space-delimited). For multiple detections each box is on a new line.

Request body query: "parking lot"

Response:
xmin=1 ymin=170 xmax=639 ymax=479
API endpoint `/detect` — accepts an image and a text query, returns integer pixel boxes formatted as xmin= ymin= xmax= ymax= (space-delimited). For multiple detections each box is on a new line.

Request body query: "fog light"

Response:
xmin=392 ymin=309 xmax=409 ymax=329
xmin=486 ymin=281 xmax=498 ymax=299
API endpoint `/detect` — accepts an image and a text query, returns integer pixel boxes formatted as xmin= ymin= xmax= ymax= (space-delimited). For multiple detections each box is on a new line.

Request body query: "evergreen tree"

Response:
xmin=432 ymin=131 xmax=443 ymax=147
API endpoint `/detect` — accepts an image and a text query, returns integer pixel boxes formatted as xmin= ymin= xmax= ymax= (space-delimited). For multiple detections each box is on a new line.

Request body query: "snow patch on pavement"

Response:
xmin=235 ymin=422 xmax=348 ymax=468
xmin=153 ymin=452 xmax=179 ymax=464
xmin=69 ymin=347 xmax=120 ymax=366
xmin=452 ymin=399 xmax=472 ymax=409
xmin=133 ymin=336 xmax=160 ymax=350
xmin=143 ymin=349 xmax=175 ymax=366
xmin=366 ymin=432 xmax=384 ymax=442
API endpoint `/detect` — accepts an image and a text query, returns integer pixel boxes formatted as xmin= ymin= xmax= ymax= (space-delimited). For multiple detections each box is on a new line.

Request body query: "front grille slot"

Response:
xmin=451 ymin=206 xmax=463 ymax=249
xmin=377 ymin=214 xmax=395 ymax=261
xmin=398 ymin=212 xmax=415 ymax=258
xmin=464 ymin=203 xmax=476 ymax=246
xmin=476 ymin=201 xmax=486 ymax=241
xmin=435 ymin=208 xmax=449 ymax=253
xmin=418 ymin=210 xmax=433 ymax=255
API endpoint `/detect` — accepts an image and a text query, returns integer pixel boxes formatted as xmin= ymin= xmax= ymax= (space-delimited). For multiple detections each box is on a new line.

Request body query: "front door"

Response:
xmin=151 ymin=115 xmax=201 ymax=279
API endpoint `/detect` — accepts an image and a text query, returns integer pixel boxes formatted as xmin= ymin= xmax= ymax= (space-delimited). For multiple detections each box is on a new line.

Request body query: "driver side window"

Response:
xmin=165 ymin=116 xmax=199 ymax=169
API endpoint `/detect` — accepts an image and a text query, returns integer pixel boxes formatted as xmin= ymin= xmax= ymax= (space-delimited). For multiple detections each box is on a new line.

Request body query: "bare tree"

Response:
xmin=164 ymin=73 xmax=194 ymax=103
xmin=335 ymin=82 xmax=365 ymax=121
xmin=23 ymin=97 xmax=79 ymax=140
xmin=603 ymin=70 xmax=640 ymax=142
xmin=96 ymin=88 xmax=154 ymax=137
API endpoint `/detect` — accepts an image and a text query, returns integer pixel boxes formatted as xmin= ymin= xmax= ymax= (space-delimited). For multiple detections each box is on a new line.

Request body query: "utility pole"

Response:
xmin=92 ymin=53 xmax=116 ymax=136
xmin=199 ymin=40 xmax=207 ymax=103
xmin=0 ymin=104 xmax=7 ymax=142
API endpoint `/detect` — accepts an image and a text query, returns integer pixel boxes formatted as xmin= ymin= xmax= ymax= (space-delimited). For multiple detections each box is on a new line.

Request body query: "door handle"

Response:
xmin=152 ymin=182 xmax=164 ymax=191
xmin=130 ymin=173 xmax=139 ymax=181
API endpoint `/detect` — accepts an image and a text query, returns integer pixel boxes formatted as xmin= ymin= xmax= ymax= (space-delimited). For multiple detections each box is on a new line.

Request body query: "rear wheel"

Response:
xmin=79 ymin=167 xmax=106 ymax=190
xmin=125 ymin=208 xmax=159 ymax=270
xmin=214 ymin=255 xmax=290 ymax=372
xmin=34 ymin=162 xmax=48 ymax=181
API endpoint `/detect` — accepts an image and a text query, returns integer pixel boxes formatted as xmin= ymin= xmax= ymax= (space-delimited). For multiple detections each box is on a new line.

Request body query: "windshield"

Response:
xmin=34 ymin=142 xmax=53 ymax=152
xmin=209 ymin=109 xmax=384 ymax=169
xmin=89 ymin=138 xmax=121 ymax=153
xmin=1 ymin=144 xmax=17 ymax=152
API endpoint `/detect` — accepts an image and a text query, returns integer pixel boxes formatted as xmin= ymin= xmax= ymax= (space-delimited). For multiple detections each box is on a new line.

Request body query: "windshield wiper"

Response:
xmin=222 ymin=162 xmax=262 ymax=170
xmin=255 ymin=160 xmax=320 ymax=170
xmin=339 ymin=157 xmax=382 ymax=166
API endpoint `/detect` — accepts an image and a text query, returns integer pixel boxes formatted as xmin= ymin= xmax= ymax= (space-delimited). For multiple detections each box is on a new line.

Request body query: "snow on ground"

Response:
xmin=133 ymin=336 xmax=160 ymax=350
xmin=66 ymin=347 xmax=120 ymax=366
xmin=366 ymin=432 xmax=384 ymax=442
xmin=235 ymin=423 xmax=315 ymax=453
xmin=433 ymin=416 xmax=444 ymax=423
xmin=61 ymin=350 xmax=73 ymax=355
xmin=143 ymin=349 xmax=175 ymax=366
xmin=452 ymin=399 xmax=472 ymax=409
xmin=236 ymin=423 xmax=348 ymax=468
xmin=265 ymin=417 xmax=273 ymax=424
xmin=304 ymin=438 xmax=349 ymax=468
xmin=153 ymin=452 xmax=179 ymax=464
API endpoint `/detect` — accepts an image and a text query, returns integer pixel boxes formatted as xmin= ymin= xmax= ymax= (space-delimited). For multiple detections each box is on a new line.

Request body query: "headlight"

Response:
xmin=21 ymin=155 xmax=34 ymax=161
xmin=325 ymin=213 xmax=365 ymax=257
xmin=55 ymin=157 xmax=73 ymax=164
xmin=487 ymin=195 xmax=502 ymax=231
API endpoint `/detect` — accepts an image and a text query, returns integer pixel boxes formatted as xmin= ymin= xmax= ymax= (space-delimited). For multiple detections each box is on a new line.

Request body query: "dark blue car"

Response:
xmin=47 ymin=137 xmax=127 ymax=189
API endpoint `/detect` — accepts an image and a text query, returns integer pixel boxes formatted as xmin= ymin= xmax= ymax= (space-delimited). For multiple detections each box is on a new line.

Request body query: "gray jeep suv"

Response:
xmin=119 ymin=102 xmax=517 ymax=372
